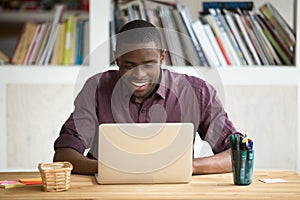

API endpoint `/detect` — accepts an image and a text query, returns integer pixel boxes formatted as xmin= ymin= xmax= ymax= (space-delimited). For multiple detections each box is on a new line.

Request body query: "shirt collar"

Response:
xmin=155 ymin=69 xmax=167 ymax=99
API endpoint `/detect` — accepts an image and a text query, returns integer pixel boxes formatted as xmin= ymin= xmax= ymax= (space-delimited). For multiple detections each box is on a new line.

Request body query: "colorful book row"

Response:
xmin=11 ymin=4 xmax=89 ymax=66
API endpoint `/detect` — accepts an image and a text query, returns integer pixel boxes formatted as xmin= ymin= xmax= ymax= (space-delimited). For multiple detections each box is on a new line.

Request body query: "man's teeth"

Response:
xmin=132 ymin=81 xmax=148 ymax=87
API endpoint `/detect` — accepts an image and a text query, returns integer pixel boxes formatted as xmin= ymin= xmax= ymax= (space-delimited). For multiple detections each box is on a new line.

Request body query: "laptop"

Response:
xmin=96 ymin=123 xmax=194 ymax=184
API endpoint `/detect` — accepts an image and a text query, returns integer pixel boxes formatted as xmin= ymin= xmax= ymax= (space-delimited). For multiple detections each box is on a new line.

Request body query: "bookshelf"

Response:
xmin=0 ymin=0 xmax=299 ymax=174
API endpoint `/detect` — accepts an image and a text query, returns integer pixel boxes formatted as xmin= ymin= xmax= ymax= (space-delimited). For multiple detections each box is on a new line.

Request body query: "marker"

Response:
xmin=230 ymin=134 xmax=235 ymax=150
xmin=234 ymin=134 xmax=241 ymax=184
xmin=239 ymin=140 xmax=247 ymax=184
xmin=245 ymin=149 xmax=254 ymax=184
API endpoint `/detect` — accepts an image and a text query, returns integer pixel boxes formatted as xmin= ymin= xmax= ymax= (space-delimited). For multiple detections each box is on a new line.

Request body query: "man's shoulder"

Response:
xmin=162 ymin=68 xmax=206 ymax=88
xmin=86 ymin=70 xmax=119 ymax=84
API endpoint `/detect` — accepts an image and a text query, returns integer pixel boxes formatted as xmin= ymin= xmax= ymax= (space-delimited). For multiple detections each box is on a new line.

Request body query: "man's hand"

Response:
xmin=53 ymin=148 xmax=98 ymax=175
xmin=192 ymin=149 xmax=232 ymax=175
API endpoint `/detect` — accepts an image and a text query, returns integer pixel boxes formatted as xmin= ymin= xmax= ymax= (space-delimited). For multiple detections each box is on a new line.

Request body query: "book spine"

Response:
xmin=28 ymin=23 xmax=46 ymax=65
xmin=23 ymin=24 xmax=41 ymax=65
xmin=191 ymin=21 xmax=221 ymax=67
xmin=202 ymin=1 xmax=253 ymax=11
xmin=75 ymin=20 xmax=83 ymax=65
xmin=64 ymin=15 xmax=73 ymax=65
xmin=253 ymin=14 xmax=282 ymax=65
xmin=256 ymin=14 xmax=292 ymax=65
xmin=223 ymin=9 xmax=254 ymax=65
xmin=260 ymin=4 xmax=294 ymax=52
xmin=203 ymin=24 xmax=228 ymax=66
xmin=12 ymin=23 xmax=37 ymax=65
xmin=216 ymin=9 xmax=246 ymax=65
xmin=234 ymin=12 xmax=262 ymax=65
xmin=177 ymin=3 xmax=208 ymax=66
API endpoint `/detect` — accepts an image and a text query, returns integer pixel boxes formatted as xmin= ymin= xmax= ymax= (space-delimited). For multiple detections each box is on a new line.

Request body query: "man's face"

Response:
xmin=116 ymin=42 xmax=165 ymax=101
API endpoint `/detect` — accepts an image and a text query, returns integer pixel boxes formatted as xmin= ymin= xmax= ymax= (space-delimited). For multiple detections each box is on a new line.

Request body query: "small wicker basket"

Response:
xmin=38 ymin=161 xmax=73 ymax=192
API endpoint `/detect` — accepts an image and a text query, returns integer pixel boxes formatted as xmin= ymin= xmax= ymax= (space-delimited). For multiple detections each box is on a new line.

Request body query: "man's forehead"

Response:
xmin=116 ymin=42 xmax=159 ymax=55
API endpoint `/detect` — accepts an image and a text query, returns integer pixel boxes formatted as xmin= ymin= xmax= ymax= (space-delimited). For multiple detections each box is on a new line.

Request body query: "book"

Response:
xmin=38 ymin=5 xmax=65 ymax=65
xmin=158 ymin=5 xmax=186 ymax=66
xmin=34 ymin=21 xmax=52 ymax=64
xmin=260 ymin=3 xmax=294 ymax=53
xmin=82 ymin=20 xmax=89 ymax=64
xmin=255 ymin=14 xmax=292 ymax=65
xmin=75 ymin=20 xmax=84 ymax=65
xmin=233 ymin=11 xmax=261 ymax=65
xmin=202 ymin=14 xmax=230 ymax=65
xmin=0 ymin=181 xmax=26 ymax=189
xmin=63 ymin=15 xmax=74 ymax=65
xmin=50 ymin=22 xmax=63 ymax=65
xmin=241 ymin=11 xmax=269 ymax=65
xmin=58 ymin=20 xmax=67 ymax=64
xmin=223 ymin=9 xmax=254 ymax=65
xmin=215 ymin=9 xmax=246 ymax=65
xmin=12 ymin=22 xmax=37 ymax=65
xmin=23 ymin=24 xmax=42 ymax=65
xmin=202 ymin=1 xmax=253 ymax=12
xmin=28 ymin=22 xmax=48 ymax=65
xmin=206 ymin=10 xmax=237 ymax=65
xmin=177 ymin=3 xmax=208 ymax=66
xmin=203 ymin=23 xmax=228 ymax=66
xmin=70 ymin=14 xmax=79 ymax=65
xmin=173 ymin=9 xmax=201 ymax=66
xmin=251 ymin=13 xmax=282 ymax=65
xmin=258 ymin=13 xmax=293 ymax=61
xmin=0 ymin=51 xmax=10 ymax=64
xmin=191 ymin=21 xmax=221 ymax=67
xmin=266 ymin=2 xmax=295 ymax=45
xmin=247 ymin=11 xmax=276 ymax=65
xmin=18 ymin=177 xmax=42 ymax=185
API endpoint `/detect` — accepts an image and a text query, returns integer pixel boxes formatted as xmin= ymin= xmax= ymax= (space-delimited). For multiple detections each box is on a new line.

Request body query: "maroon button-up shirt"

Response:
xmin=54 ymin=69 xmax=239 ymax=158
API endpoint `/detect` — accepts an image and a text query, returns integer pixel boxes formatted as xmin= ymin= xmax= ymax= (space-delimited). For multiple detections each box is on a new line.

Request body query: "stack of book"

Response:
xmin=111 ymin=0 xmax=295 ymax=67
xmin=111 ymin=0 xmax=207 ymax=66
xmin=11 ymin=4 xmax=89 ymax=66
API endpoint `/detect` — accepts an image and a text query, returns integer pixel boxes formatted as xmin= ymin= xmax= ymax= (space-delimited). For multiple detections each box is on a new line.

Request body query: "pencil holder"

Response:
xmin=231 ymin=149 xmax=254 ymax=185
xmin=38 ymin=161 xmax=73 ymax=192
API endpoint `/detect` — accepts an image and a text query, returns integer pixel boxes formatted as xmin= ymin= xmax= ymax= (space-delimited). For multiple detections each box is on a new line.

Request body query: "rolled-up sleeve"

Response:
xmin=54 ymin=75 xmax=100 ymax=154
xmin=197 ymin=81 xmax=241 ymax=154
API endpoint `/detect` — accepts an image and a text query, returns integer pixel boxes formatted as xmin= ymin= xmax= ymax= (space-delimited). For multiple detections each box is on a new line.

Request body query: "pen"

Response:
xmin=239 ymin=140 xmax=247 ymax=184
xmin=234 ymin=134 xmax=241 ymax=184
xmin=230 ymin=134 xmax=236 ymax=181
xmin=245 ymin=148 xmax=254 ymax=184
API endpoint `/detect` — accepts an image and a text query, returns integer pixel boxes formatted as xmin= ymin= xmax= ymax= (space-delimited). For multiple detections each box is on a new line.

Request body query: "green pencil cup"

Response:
xmin=231 ymin=149 xmax=254 ymax=185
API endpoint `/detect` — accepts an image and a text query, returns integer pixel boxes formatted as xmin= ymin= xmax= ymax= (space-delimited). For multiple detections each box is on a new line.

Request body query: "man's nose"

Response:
xmin=132 ymin=65 xmax=146 ymax=78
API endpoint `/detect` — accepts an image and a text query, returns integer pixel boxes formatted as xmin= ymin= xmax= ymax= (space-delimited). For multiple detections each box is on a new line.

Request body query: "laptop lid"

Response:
xmin=97 ymin=123 xmax=194 ymax=184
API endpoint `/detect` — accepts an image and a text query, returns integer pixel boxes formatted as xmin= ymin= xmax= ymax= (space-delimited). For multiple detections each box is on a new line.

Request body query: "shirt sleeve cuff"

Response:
xmin=54 ymin=132 xmax=86 ymax=154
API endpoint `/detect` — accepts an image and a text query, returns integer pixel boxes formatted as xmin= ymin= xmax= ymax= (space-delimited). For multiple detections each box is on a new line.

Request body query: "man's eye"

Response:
xmin=124 ymin=66 xmax=134 ymax=69
xmin=143 ymin=64 xmax=154 ymax=68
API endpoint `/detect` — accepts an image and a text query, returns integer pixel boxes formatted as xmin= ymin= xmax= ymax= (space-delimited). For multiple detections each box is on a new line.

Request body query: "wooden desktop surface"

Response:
xmin=0 ymin=171 xmax=299 ymax=199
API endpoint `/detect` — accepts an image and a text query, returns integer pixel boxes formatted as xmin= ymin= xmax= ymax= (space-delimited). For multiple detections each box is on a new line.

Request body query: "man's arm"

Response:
xmin=53 ymin=148 xmax=98 ymax=175
xmin=192 ymin=149 xmax=232 ymax=175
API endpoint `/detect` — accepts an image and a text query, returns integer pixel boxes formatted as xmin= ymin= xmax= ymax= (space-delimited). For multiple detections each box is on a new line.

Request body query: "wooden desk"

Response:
xmin=0 ymin=171 xmax=299 ymax=199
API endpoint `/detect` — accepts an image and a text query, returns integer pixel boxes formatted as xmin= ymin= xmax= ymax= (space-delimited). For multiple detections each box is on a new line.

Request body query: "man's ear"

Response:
xmin=160 ymin=49 xmax=166 ymax=64
xmin=113 ymin=51 xmax=119 ymax=66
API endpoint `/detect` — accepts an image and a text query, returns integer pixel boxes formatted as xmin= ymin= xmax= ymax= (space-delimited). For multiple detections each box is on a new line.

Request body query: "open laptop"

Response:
xmin=96 ymin=123 xmax=194 ymax=184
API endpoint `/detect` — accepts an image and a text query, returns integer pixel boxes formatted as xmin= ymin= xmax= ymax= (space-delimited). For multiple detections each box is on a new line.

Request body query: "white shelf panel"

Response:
xmin=169 ymin=66 xmax=300 ymax=85
xmin=0 ymin=66 xmax=85 ymax=84
xmin=1 ymin=66 xmax=299 ymax=85
xmin=0 ymin=11 xmax=89 ymax=23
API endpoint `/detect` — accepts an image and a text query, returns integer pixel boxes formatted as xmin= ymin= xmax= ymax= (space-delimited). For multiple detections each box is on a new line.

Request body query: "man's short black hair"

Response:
xmin=115 ymin=20 xmax=162 ymax=54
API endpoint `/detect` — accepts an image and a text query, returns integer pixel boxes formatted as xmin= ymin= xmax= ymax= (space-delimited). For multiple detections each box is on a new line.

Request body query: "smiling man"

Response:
xmin=53 ymin=20 xmax=240 ymax=175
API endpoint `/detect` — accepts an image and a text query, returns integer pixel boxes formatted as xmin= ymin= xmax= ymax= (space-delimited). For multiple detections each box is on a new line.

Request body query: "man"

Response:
xmin=54 ymin=20 xmax=239 ymax=175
